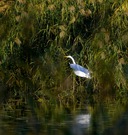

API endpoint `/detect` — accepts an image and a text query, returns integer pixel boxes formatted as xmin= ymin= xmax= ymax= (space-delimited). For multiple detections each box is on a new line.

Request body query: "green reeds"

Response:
xmin=0 ymin=0 xmax=128 ymax=111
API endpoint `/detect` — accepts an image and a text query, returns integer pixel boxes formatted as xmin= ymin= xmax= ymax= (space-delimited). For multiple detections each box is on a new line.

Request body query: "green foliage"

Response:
xmin=0 ymin=0 xmax=128 ymax=111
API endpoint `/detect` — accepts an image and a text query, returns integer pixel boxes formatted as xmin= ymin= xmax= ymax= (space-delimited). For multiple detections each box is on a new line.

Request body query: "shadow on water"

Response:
xmin=1 ymin=102 xmax=128 ymax=135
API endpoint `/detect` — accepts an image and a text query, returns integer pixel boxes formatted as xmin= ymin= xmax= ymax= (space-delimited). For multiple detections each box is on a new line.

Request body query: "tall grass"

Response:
xmin=0 ymin=0 xmax=128 ymax=112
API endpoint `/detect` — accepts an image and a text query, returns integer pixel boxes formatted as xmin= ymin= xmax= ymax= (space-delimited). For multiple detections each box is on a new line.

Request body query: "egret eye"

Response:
xmin=65 ymin=55 xmax=91 ymax=79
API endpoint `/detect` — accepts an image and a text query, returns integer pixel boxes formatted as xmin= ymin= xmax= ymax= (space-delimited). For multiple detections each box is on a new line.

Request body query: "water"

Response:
xmin=0 ymin=103 xmax=128 ymax=135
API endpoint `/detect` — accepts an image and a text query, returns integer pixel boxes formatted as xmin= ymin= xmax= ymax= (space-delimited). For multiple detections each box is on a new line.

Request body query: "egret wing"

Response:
xmin=70 ymin=64 xmax=90 ymax=74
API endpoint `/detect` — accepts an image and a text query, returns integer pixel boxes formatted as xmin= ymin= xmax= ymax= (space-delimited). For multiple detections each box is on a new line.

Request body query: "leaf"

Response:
xmin=59 ymin=31 xmax=66 ymax=38
xmin=69 ymin=16 xmax=76 ymax=24
xmin=10 ymin=42 xmax=13 ymax=54
xmin=15 ymin=37 xmax=22 ymax=46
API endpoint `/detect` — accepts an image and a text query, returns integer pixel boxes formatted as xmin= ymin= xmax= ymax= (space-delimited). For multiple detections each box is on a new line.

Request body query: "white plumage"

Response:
xmin=65 ymin=55 xmax=91 ymax=79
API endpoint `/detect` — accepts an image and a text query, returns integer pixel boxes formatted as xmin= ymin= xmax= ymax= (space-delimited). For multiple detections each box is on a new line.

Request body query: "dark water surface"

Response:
xmin=0 ymin=103 xmax=128 ymax=135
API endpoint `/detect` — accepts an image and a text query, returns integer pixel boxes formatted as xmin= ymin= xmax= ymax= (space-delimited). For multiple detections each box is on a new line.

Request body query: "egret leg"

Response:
xmin=86 ymin=79 xmax=91 ymax=89
xmin=72 ymin=75 xmax=76 ymax=105
xmin=73 ymin=75 xmax=75 ymax=94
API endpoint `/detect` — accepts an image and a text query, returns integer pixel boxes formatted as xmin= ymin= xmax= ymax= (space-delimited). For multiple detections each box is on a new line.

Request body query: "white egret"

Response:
xmin=65 ymin=55 xmax=91 ymax=79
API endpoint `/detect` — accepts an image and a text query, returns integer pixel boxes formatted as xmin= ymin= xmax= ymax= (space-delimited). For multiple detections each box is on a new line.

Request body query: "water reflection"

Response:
xmin=1 ymin=103 xmax=128 ymax=135
xmin=71 ymin=114 xmax=91 ymax=135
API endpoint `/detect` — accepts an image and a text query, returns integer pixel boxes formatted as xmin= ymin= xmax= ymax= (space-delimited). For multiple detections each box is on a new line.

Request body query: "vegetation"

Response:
xmin=0 ymin=0 xmax=128 ymax=113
